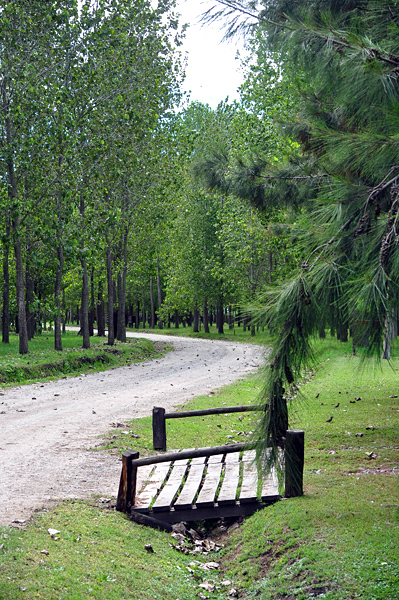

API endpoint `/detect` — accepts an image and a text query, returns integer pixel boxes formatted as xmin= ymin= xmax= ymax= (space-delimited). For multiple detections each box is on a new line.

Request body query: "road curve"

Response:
xmin=0 ymin=332 xmax=266 ymax=526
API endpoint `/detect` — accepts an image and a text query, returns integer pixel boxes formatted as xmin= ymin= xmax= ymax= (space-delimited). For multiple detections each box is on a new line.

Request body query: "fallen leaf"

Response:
xmin=199 ymin=561 xmax=219 ymax=570
xmin=199 ymin=582 xmax=215 ymax=592
xmin=48 ymin=529 xmax=60 ymax=538
xmin=365 ymin=452 xmax=378 ymax=460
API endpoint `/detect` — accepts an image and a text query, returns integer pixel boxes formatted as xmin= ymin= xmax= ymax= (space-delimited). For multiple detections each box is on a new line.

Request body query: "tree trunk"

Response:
xmin=25 ymin=255 xmax=35 ymax=341
xmin=228 ymin=305 xmax=234 ymax=330
xmin=54 ymin=243 xmax=64 ymax=351
xmin=89 ymin=268 xmax=95 ymax=337
xmin=142 ymin=289 xmax=146 ymax=329
xmin=156 ymin=258 xmax=163 ymax=329
xmin=135 ymin=299 xmax=140 ymax=329
xmin=203 ymin=299 xmax=209 ymax=333
xmin=250 ymin=251 xmax=256 ymax=336
xmin=79 ymin=193 xmax=90 ymax=349
xmin=7 ymin=126 xmax=28 ymax=353
xmin=2 ymin=220 xmax=10 ymax=343
xmin=117 ymin=232 xmax=127 ymax=342
xmin=106 ymin=231 xmax=115 ymax=345
xmin=338 ymin=321 xmax=348 ymax=343
xmin=150 ymin=276 xmax=156 ymax=329
xmin=217 ymin=299 xmax=224 ymax=334
xmin=62 ymin=289 xmax=66 ymax=333
xmin=80 ymin=258 xmax=90 ymax=348
xmin=193 ymin=306 xmax=199 ymax=332
xmin=174 ymin=309 xmax=179 ymax=329
xmin=382 ymin=308 xmax=395 ymax=360
xmin=97 ymin=280 xmax=105 ymax=336
xmin=13 ymin=232 xmax=29 ymax=354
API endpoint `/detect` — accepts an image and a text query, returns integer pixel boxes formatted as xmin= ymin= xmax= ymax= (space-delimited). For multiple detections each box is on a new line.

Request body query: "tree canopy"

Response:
xmin=200 ymin=0 xmax=399 ymax=452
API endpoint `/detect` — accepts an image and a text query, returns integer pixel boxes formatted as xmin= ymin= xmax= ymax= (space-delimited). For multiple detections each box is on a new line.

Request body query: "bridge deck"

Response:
xmin=132 ymin=449 xmax=279 ymax=523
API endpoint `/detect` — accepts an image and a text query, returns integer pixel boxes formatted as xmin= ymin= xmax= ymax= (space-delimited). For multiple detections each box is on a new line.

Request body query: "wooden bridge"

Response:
xmin=116 ymin=405 xmax=304 ymax=526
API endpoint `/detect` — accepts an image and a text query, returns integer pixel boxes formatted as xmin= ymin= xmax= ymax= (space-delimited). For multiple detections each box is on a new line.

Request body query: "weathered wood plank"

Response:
xmin=116 ymin=450 xmax=139 ymax=512
xmin=134 ymin=462 xmax=171 ymax=512
xmin=165 ymin=405 xmax=263 ymax=419
xmin=240 ymin=451 xmax=258 ymax=503
xmin=152 ymin=406 xmax=166 ymax=451
xmin=260 ymin=469 xmax=279 ymax=500
xmin=217 ymin=452 xmax=240 ymax=505
xmin=149 ymin=501 xmax=270 ymax=524
xmin=131 ymin=442 xmax=257 ymax=467
xmin=285 ymin=430 xmax=304 ymax=498
xmin=152 ymin=459 xmax=188 ymax=512
xmin=196 ymin=456 xmax=223 ymax=508
xmin=174 ymin=459 xmax=206 ymax=509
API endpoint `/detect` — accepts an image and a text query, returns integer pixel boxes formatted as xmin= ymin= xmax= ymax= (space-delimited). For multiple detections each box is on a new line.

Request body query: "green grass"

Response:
xmin=218 ymin=338 xmax=399 ymax=599
xmin=0 ymin=332 xmax=169 ymax=386
xmin=101 ymin=373 xmax=263 ymax=456
xmin=0 ymin=502 xmax=230 ymax=600
xmin=1 ymin=335 xmax=398 ymax=599
xmin=126 ymin=322 xmax=274 ymax=345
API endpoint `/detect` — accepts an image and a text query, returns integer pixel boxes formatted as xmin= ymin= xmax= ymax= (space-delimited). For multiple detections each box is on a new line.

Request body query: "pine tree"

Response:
xmin=201 ymin=1 xmax=399 ymax=457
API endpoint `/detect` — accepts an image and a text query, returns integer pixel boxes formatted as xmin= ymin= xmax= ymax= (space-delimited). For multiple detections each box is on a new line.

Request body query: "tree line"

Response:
xmin=0 ymin=1 xmax=296 ymax=354
xmin=3 ymin=0 xmax=397 ymax=454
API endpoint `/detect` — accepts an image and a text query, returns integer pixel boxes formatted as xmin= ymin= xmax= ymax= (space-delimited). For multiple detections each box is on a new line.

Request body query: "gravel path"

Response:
xmin=0 ymin=332 xmax=265 ymax=526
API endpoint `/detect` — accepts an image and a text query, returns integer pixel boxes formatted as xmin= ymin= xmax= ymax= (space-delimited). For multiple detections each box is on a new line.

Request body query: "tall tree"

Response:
xmin=203 ymin=0 xmax=399 ymax=454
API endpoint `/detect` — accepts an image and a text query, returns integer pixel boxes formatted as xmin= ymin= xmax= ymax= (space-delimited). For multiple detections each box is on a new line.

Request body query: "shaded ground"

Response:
xmin=0 ymin=332 xmax=264 ymax=526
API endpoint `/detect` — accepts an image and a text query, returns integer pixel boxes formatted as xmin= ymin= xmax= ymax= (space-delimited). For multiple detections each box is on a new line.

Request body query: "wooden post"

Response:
xmin=153 ymin=406 xmax=166 ymax=451
xmin=284 ymin=430 xmax=304 ymax=498
xmin=116 ymin=449 xmax=139 ymax=512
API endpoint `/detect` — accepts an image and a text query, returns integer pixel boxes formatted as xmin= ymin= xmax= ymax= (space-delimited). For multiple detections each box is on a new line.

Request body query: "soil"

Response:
xmin=0 ymin=332 xmax=265 ymax=526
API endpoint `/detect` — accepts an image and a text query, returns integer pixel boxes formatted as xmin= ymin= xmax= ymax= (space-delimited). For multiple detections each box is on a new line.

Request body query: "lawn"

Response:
xmin=0 ymin=331 xmax=168 ymax=385
xmin=0 ymin=334 xmax=398 ymax=599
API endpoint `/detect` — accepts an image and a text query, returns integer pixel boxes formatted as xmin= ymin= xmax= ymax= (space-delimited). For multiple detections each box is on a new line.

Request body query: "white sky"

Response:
xmin=175 ymin=0 xmax=247 ymax=108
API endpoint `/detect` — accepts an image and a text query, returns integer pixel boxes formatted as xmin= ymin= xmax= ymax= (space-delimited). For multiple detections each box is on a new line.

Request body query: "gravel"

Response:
xmin=0 ymin=332 xmax=265 ymax=526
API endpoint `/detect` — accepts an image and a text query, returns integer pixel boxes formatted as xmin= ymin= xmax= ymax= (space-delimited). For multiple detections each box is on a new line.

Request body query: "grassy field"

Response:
xmin=126 ymin=322 xmax=274 ymax=345
xmin=0 ymin=334 xmax=398 ymax=599
xmin=0 ymin=331 xmax=169 ymax=385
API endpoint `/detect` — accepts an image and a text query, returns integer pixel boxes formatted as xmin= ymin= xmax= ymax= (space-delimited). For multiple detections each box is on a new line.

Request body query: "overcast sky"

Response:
xmin=176 ymin=0 xmax=247 ymax=108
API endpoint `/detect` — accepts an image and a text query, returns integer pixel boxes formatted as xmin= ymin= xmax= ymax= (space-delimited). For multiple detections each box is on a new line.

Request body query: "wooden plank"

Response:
xmin=130 ymin=442 xmax=256 ymax=467
xmin=217 ymin=452 xmax=240 ymax=505
xmin=152 ymin=459 xmax=188 ymax=512
xmin=285 ymin=430 xmax=305 ymax=498
xmin=148 ymin=501 xmax=271 ymax=524
xmin=152 ymin=406 xmax=166 ymax=450
xmin=165 ymin=405 xmax=263 ymax=419
xmin=260 ymin=467 xmax=279 ymax=500
xmin=240 ymin=451 xmax=258 ymax=503
xmin=174 ymin=458 xmax=206 ymax=509
xmin=116 ymin=450 xmax=139 ymax=512
xmin=196 ymin=456 xmax=223 ymax=508
xmin=134 ymin=462 xmax=171 ymax=512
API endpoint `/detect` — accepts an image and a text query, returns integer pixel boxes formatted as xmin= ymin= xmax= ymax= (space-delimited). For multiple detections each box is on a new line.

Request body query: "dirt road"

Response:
xmin=0 ymin=332 xmax=265 ymax=526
